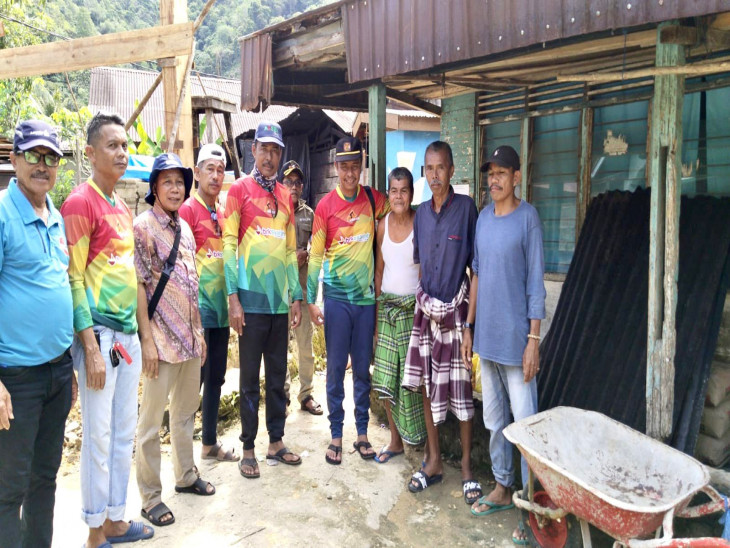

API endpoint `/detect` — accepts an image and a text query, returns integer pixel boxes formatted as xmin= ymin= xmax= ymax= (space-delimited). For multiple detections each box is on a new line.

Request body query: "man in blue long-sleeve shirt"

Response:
xmin=461 ymin=145 xmax=545 ymax=541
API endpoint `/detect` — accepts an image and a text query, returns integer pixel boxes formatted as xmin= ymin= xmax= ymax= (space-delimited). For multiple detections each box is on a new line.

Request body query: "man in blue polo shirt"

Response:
xmin=0 ymin=120 xmax=76 ymax=548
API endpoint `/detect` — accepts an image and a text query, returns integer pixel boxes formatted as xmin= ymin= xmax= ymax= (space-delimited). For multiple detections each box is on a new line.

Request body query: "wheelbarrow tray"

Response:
xmin=503 ymin=407 xmax=710 ymax=543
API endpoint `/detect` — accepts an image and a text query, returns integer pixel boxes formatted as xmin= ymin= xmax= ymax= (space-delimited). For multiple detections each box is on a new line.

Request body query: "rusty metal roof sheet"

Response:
xmin=343 ymin=0 xmax=730 ymax=83
xmin=89 ymin=67 xmax=355 ymax=142
xmin=240 ymin=33 xmax=273 ymax=112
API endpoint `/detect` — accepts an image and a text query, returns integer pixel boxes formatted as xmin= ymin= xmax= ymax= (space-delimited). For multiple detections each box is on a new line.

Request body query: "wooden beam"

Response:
xmin=0 ymin=22 xmax=193 ymax=79
xmin=576 ymin=108 xmax=593 ymax=235
xmin=558 ymin=61 xmax=730 ymax=83
xmin=646 ymin=22 xmax=685 ymax=441
xmin=160 ymin=0 xmax=193 ymax=167
xmin=385 ymin=87 xmax=441 ymax=116
xmin=125 ymin=73 xmax=163 ymax=131
xmin=659 ymin=25 xmax=698 ymax=46
xmin=520 ymin=118 xmax=531 ymax=202
xmin=193 ymin=0 xmax=218 ymax=32
xmin=272 ymin=21 xmax=345 ymax=69
xmin=368 ymin=84 xmax=386 ymax=193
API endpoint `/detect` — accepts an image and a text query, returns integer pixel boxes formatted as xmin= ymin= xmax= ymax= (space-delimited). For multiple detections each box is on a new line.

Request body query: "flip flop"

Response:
xmin=374 ymin=445 xmax=404 ymax=464
xmin=239 ymin=457 xmax=261 ymax=478
xmin=512 ymin=522 xmax=529 ymax=545
xmin=175 ymin=477 xmax=215 ymax=496
xmin=352 ymin=441 xmax=376 ymax=460
xmin=266 ymin=447 xmax=302 ymax=466
xmin=106 ymin=520 xmax=154 ymax=544
xmin=141 ymin=502 xmax=175 ymax=527
xmin=470 ymin=497 xmax=515 ymax=516
xmin=462 ymin=479 xmax=483 ymax=505
xmin=325 ymin=443 xmax=342 ymax=465
xmin=202 ymin=441 xmax=239 ymax=462
xmin=408 ymin=470 xmax=443 ymax=493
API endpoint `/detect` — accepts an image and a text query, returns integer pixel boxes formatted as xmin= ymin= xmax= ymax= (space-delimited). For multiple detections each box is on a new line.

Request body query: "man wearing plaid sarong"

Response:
xmin=401 ymin=141 xmax=481 ymax=505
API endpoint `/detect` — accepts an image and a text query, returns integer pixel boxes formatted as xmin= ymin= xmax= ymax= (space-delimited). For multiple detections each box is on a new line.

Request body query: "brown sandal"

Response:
xmin=300 ymin=395 xmax=323 ymax=415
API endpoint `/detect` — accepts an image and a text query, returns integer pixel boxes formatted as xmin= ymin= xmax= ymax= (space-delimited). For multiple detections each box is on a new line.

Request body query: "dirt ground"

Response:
xmin=51 ymin=368 xmax=519 ymax=548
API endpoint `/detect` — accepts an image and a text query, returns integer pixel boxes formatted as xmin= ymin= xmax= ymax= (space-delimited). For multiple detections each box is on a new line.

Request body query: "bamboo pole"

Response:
xmin=193 ymin=0 xmax=218 ymax=31
xmin=125 ymin=73 xmax=163 ymax=131
xmin=558 ymin=61 xmax=730 ymax=83
xmin=195 ymin=72 xmax=238 ymax=169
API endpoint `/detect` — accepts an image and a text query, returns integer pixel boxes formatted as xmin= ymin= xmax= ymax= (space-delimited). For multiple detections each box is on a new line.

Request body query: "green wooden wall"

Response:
xmin=440 ymin=93 xmax=478 ymax=196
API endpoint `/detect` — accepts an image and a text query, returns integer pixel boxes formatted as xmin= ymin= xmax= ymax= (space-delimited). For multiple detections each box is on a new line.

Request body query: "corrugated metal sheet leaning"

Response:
xmin=537 ymin=188 xmax=730 ymax=454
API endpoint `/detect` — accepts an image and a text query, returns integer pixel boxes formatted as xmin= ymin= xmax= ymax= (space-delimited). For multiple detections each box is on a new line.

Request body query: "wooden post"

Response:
xmin=368 ymin=83 xmax=386 ymax=192
xmin=160 ymin=0 xmax=193 ymax=167
xmin=646 ymin=22 xmax=685 ymax=440
xmin=577 ymin=108 xmax=593 ymax=235
xmin=520 ymin=117 xmax=532 ymax=201
xmin=223 ymin=112 xmax=241 ymax=179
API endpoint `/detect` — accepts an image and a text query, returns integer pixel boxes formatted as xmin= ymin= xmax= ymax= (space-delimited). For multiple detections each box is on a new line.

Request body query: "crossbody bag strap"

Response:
xmin=147 ymin=222 xmax=182 ymax=320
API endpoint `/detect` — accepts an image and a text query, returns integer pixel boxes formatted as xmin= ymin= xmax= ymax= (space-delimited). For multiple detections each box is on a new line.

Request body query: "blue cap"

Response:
xmin=145 ymin=152 xmax=193 ymax=206
xmin=254 ymin=121 xmax=285 ymax=148
xmin=14 ymin=120 xmax=63 ymax=157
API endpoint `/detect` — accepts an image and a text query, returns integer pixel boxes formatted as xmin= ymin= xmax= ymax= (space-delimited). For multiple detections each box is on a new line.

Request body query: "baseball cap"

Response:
xmin=254 ymin=121 xmax=285 ymax=148
xmin=145 ymin=152 xmax=194 ymax=206
xmin=197 ymin=143 xmax=227 ymax=166
xmin=14 ymin=120 xmax=63 ymax=157
xmin=335 ymin=136 xmax=362 ymax=163
xmin=480 ymin=145 xmax=520 ymax=172
xmin=281 ymin=160 xmax=304 ymax=179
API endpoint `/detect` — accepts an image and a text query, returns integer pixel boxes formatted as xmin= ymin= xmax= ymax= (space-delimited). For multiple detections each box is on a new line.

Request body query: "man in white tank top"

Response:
xmin=372 ymin=168 xmax=426 ymax=462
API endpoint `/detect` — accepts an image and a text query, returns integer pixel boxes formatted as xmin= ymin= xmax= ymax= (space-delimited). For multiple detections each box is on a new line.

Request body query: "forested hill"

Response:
xmin=39 ymin=0 xmax=334 ymax=78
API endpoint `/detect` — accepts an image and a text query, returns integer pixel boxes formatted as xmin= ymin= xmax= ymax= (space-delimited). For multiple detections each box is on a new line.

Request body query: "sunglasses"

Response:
xmin=20 ymin=149 xmax=61 ymax=167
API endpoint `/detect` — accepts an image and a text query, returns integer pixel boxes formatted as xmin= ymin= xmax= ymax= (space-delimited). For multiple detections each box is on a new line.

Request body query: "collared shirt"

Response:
xmin=413 ymin=186 xmax=478 ymax=303
xmin=0 ymin=179 xmax=73 ymax=366
xmin=307 ymin=184 xmax=389 ymax=305
xmin=134 ymin=203 xmax=204 ymax=364
xmin=294 ymin=200 xmax=314 ymax=293
xmin=222 ymin=175 xmax=302 ymax=314
xmin=179 ymin=192 xmax=228 ymax=329
xmin=61 ymin=179 xmax=138 ymax=334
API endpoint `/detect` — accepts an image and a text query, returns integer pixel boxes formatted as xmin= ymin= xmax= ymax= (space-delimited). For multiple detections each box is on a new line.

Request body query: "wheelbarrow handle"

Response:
xmin=675 ymin=485 xmax=726 ymax=519
xmin=512 ymin=489 xmax=569 ymax=520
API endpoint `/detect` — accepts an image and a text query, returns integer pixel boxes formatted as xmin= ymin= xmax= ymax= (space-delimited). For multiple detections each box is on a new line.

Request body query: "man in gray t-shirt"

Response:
xmin=461 ymin=145 xmax=545 ymax=541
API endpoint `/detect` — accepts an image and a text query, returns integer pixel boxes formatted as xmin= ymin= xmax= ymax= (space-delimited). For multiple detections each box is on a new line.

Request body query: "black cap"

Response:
xmin=145 ymin=152 xmax=194 ymax=206
xmin=335 ymin=136 xmax=362 ymax=162
xmin=481 ymin=145 xmax=520 ymax=172
xmin=14 ymin=120 xmax=63 ymax=157
xmin=281 ymin=160 xmax=304 ymax=179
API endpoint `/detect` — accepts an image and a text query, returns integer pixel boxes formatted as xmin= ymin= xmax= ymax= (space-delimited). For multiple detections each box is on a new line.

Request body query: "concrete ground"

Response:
xmin=52 ymin=368 xmax=519 ymax=548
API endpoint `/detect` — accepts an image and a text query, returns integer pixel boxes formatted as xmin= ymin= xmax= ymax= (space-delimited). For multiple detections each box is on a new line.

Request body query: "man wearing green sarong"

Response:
xmin=373 ymin=168 xmax=426 ymax=461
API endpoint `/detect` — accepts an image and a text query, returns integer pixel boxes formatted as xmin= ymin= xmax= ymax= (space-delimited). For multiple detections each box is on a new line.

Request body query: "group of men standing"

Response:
xmin=0 ymin=112 xmax=545 ymax=547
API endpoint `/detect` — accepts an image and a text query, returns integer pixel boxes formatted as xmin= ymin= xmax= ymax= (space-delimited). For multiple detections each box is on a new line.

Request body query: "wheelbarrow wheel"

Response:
xmin=520 ymin=491 xmax=584 ymax=548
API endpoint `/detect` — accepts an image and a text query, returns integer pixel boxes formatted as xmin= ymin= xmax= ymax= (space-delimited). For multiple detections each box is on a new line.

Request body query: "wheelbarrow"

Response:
xmin=503 ymin=407 xmax=730 ymax=548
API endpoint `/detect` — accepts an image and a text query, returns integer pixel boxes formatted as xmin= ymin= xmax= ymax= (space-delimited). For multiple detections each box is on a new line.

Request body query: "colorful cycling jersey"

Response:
xmin=179 ymin=192 xmax=228 ymax=328
xmin=61 ymin=179 xmax=138 ymax=334
xmin=307 ymin=185 xmax=388 ymax=305
xmin=222 ymin=175 xmax=302 ymax=314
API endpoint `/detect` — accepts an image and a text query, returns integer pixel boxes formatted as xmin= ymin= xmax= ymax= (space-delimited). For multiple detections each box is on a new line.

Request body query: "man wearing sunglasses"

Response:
xmin=0 ymin=120 xmax=75 ymax=548
xmin=223 ymin=121 xmax=303 ymax=479
xmin=179 ymin=144 xmax=239 ymax=463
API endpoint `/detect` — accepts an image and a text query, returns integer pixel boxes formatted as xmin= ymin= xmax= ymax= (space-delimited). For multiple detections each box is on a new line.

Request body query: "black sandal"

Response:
xmin=174 ymin=477 xmax=215 ymax=496
xmin=141 ymin=502 xmax=175 ymax=527
xmin=353 ymin=441 xmax=376 ymax=460
xmin=325 ymin=444 xmax=342 ymax=465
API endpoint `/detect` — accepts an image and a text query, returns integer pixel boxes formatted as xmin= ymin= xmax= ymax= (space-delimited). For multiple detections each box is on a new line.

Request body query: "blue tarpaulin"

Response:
xmin=124 ymin=154 xmax=155 ymax=181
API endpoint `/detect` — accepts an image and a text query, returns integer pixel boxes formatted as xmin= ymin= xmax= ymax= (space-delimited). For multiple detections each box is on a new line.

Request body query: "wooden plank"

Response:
xmin=0 ymin=22 xmax=193 ymax=79
xmin=558 ymin=61 xmax=730 ymax=82
xmin=368 ymin=83 xmax=386 ymax=193
xmin=646 ymin=23 xmax=685 ymax=441
xmin=659 ymin=25 xmax=698 ymax=46
xmin=385 ymin=87 xmax=441 ymax=116
xmin=576 ymin=108 xmax=593 ymax=235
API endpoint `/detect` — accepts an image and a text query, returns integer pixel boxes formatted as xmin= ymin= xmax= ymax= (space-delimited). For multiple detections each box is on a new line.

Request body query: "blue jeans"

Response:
xmin=73 ymin=327 xmax=142 ymax=528
xmin=480 ymin=358 xmax=537 ymax=489
xmin=0 ymin=352 xmax=73 ymax=548
xmin=324 ymin=298 xmax=375 ymax=439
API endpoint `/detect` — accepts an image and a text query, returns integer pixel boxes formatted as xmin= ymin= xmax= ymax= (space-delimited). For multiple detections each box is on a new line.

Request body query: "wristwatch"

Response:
xmin=463 ymin=322 xmax=474 ymax=330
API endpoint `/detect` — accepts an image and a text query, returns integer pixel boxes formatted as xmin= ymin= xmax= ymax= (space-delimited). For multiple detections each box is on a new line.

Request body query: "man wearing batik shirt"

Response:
xmin=223 ymin=121 xmax=303 ymax=479
xmin=61 ymin=113 xmax=153 ymax=548
xmin=307 ymin=136 xmax=389 ymax=465
xmin=179 ymin=144 xmax=239 ymax=463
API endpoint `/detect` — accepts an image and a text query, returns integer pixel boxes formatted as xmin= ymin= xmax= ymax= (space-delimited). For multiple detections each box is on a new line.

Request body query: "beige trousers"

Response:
xmin=136 ymin=357 xmax=201 ymax=508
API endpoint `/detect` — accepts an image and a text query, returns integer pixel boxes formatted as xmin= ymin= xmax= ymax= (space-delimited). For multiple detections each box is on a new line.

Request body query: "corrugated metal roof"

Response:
xmin=343 ymin=0 xmax=730 ymax=83
xmin=538 ymin=188 xmax=730 ymax=454
xmin=240 ymin=33 xmax=273 ymax=112
xmin=88 ymin=67 xmax=355 ymax=142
